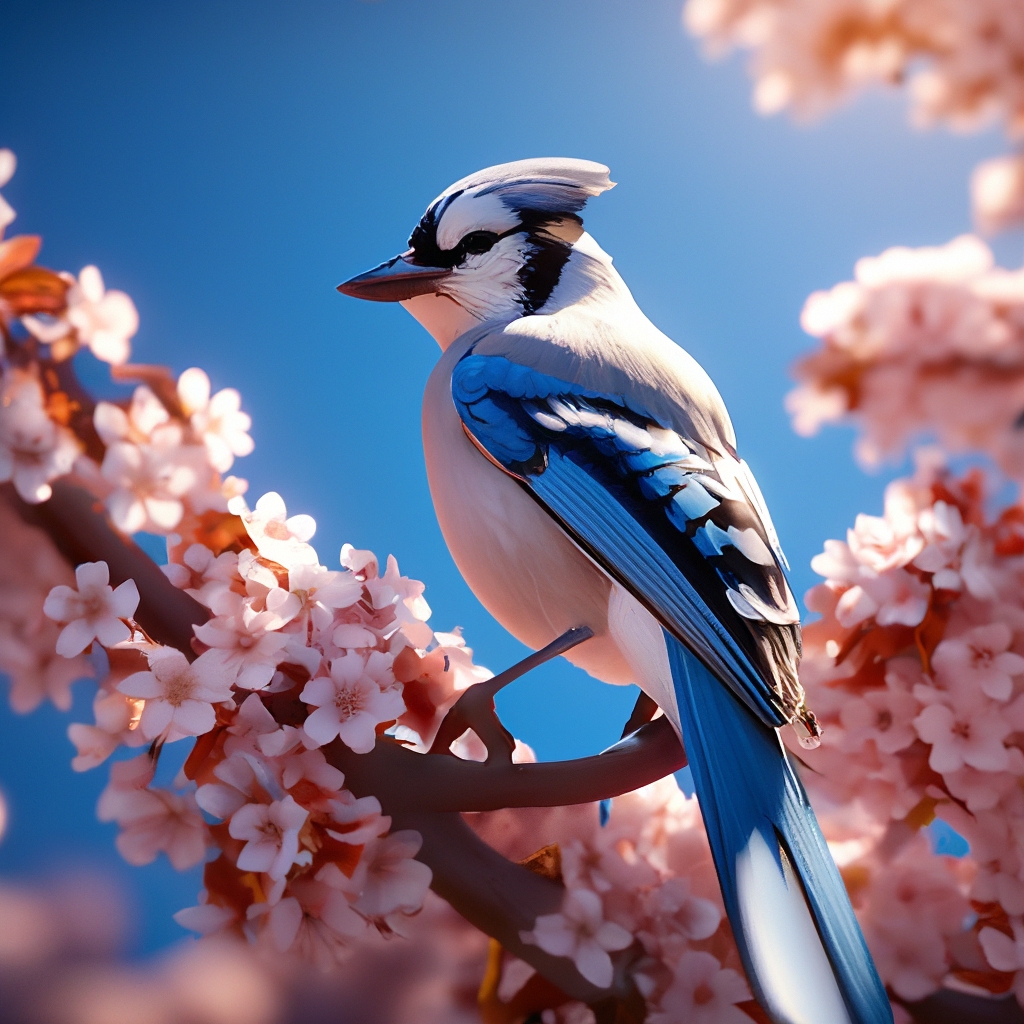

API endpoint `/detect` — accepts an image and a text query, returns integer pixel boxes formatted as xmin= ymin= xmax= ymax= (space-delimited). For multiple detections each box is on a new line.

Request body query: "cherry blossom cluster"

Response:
xmin=40 ymin=494 xmax=501 ymax=965
xmin=682 ymin=0 xmax=1024 ymax=135
xmin=791 ymin=455 xmax=1024 ymax=1006
xmin=465 ymin=770 xmax=762 ymax=1023
xmin=786 ymin=234 xmax=1024 ymax=476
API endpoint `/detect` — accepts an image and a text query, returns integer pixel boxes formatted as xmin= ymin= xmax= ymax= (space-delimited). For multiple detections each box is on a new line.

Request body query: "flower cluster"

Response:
xmin=467 ymin=774 xmax=760 ymax=1023
xmin=683 ymin=0 xmax=1024 ymax=137
xmin=794 ymin=456 xmax=1024 ymax=1004
xmin=786 ymin=235 xmax=1024 ymax=476
xmin=41 ymin=491 xmax=495 ymax=965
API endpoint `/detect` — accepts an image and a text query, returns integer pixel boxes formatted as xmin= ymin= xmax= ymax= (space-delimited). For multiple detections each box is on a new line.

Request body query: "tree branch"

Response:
xmin=5 ymin=480 xmax=208 ymax=652
xmin=329 ymin=717 xmax=685 ymax=812
xmin=390 ymin=808 xmax=637 ymax=1003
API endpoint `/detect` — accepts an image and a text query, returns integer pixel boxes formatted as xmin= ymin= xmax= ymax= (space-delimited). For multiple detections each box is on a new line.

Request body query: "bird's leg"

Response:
xmin=428 ymin=626 xmax=595 ymax=764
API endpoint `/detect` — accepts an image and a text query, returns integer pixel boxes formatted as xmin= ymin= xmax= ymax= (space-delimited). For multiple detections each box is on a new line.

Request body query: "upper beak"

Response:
xmin=336 ymin=250 xmax=453 ymax=303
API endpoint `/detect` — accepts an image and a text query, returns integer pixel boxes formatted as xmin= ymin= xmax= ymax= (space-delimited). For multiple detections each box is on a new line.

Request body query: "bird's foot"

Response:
xmin=428 ymin=626 xmax=594 ymax=764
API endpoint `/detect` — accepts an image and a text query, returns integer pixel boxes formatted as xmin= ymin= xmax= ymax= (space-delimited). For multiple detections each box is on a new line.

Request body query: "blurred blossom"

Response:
xmin=684 ymin=0 xmax=1024 ymax=137
xmin=972 ymin=153 xmax=1024 ymax=234
xmin=0 ymin=368 xmax=82 ymax=503
xmin=64 ymin=265 xmax=138 ymax=366
xmin=788 ymin=235 xmax=1024 ymax=477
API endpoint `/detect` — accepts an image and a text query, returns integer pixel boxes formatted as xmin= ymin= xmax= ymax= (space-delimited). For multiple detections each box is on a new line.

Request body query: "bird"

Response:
xmin=337 ymin=158 xmax=891 ymax=1024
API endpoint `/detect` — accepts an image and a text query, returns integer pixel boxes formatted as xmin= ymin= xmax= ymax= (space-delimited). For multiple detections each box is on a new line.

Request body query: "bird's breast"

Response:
xmin=421 ymin=350 xmax=634 ymax=686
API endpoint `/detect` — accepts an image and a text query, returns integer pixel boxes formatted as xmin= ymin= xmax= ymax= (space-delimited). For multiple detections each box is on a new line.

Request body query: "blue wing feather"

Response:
xmin=452 ymin=351 xmax=803 ymax=728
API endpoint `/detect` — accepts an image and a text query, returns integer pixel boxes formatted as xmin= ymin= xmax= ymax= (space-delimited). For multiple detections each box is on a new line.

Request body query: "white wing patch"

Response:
xmin=737 ymin=829 xmax=853 ymax=1024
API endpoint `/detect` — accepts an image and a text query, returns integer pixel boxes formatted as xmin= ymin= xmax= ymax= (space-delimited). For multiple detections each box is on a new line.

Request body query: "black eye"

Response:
xmin=459 ymin=230 xmax=499 ymax=257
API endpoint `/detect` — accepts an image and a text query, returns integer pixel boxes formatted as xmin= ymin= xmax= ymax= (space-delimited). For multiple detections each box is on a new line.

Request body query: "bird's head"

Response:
xmin=338 ymin=157 xmax=614 ymax=347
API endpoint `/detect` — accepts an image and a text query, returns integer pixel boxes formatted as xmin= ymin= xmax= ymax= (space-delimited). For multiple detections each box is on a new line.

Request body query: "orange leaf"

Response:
xmin=519 ymin=843 xmax=563 ymax=884
xmin=738 ymin=999 xmax=774 ymax=1023
xmin=0 ymin=265 xmax=69 ymax=315
xmin=950 ymin=968 xmax=1015 ymax=995
xmin=0 ymin=234 xmax=41 ymax=280
xmin=310 ymin=832 xmax=364 ymax=878
xmin=203 ymin=855 xmax=255 ymax=917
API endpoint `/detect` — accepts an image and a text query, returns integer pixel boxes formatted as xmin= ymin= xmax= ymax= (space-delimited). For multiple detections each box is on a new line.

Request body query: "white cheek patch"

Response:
xmin=435 ymin=191 xmax=520 ymax=251
xmin=736 ymin=829 xmax=852 ymax=1024
xmin=439 ymin=236 xmax=527 ymax=321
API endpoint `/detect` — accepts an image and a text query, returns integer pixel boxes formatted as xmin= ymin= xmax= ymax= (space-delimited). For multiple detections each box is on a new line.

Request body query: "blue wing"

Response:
xmin=451 ymin=350 xmax=813 ymax=735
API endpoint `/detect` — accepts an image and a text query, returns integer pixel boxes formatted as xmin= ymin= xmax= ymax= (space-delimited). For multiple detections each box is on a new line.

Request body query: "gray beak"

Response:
xmin=336 ymin=250 xmax=453 ymax=302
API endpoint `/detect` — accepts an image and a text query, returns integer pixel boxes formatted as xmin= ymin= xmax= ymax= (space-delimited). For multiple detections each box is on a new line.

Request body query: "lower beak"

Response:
xmin=336 ymin=251 xmax=453 ymax=302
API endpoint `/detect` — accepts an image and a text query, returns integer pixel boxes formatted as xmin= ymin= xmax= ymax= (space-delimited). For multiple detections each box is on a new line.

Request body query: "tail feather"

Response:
xmin=666 ymin=631 xmax=892 ymax=1024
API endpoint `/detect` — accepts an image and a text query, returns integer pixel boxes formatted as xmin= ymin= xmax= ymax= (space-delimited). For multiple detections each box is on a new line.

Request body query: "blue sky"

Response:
xmin=0 ymin=0 xmax=1008 ymax=954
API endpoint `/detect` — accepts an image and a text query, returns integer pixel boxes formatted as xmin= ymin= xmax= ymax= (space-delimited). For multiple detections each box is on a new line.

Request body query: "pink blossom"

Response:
xmin=64 ymin=265 xmax=138 ymax=365
xmin=100 ymin=434 xmax=204 ymax=535
xmin=0 ymin=369 xmax=81 ymax=503
xmin=287 ymin=562 xmax=362 ymax=632
xmin=98 ymin=758 xmax=207 ymax=870
xmin=866 ymin=923 xmax=948 ymax=1002
xmin=196 ymin=752 xmax=262 ymax=820
xmin=847 ymin=500 xmax=923 ymax=573
xmin=173 ymin=900 xmax=237 ymax=938
xmin=229 ymin=795 xmax=308 ymax=881
xmin=648 ymin=951 xmax=750 ymax=1024
xmin=301 ymin=652 xmax=405 ymax=753
xmin=840 ymin=687 xmax=920 ymax=754
xmin=979 ymin=919 xmax=1024 ymax=1003
xmin=228 ymin=491 xmax=317 ymax=569
xmin=973 ymin=154 xmax=1024 ymax=235
xmin=364 ymin=555 xmax=433 ymax=647
xmin=279 ymin=748 xmax=345 ymax=795
xmin=325 ymin=792 xmax=391 ymax=845
xmin=252 ymin=879 xmax=366 ymax=965
xmin=192 ymin=591 xmax=290 ymax=691
xmin=117 ymin=645 xmax=234 ymax=741
xmin=43 ymin=561 xmax=139 ymax=657
xmin=0 ymin=148 xmax=15 ymax=233
xmin=68 ymin=688 xmax=145 ymax=770
xmin=350 ymin=830 xmax=433 ymax=920
xmin=162 ymin=543 xmax=239 ymax=606
xmin=913 ymin=697 xmax=1011 ymax=773
xmin=521 ymin=888 xmax=632 ymax=989
xmin=0 ymin=630 xmax=90 ymax=714
xmin=643 ymin=877 xmax=721 ymax=941
xmin=835 ymin=568 xmax=931 ymax=629
xmin=932 ymin=623 xmax=1024 ymax=701
xmin=177 ymin=367 xmax=254 ymax=473
xmin=94 ymin=386 xmax=171 ymax=445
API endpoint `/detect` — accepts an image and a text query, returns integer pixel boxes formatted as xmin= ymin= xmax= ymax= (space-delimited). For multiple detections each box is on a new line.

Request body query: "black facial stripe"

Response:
xmin=515 ymin=210 xmax=579 ymax=314
xmin=407 ymin=199 xmax=579 ymax=313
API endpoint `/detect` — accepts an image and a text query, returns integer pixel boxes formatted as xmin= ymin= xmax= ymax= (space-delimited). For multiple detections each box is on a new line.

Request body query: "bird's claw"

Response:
xmin=428 ymin=625 xmax=595 ymax=762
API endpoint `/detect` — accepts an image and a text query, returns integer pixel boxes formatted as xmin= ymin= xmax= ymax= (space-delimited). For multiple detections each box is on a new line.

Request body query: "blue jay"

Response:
xmin=338 ymin=159 xmax=891 ymax=1024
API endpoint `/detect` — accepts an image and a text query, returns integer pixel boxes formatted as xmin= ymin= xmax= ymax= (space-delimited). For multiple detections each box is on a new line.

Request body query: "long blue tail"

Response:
xmin=666 ymin=632 xmax=892 ymax=1024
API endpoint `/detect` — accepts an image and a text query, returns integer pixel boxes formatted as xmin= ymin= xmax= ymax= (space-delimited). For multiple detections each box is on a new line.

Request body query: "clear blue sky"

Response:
xmin=0 ymin=0 xmax=1006 ymax=954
